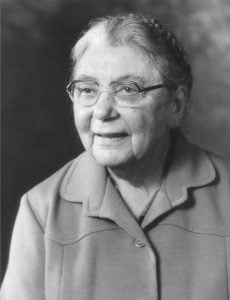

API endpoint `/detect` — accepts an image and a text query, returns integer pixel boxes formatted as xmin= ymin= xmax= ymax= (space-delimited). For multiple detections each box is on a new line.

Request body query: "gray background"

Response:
xmin=2 ymin=0 xmax=230 ymax=279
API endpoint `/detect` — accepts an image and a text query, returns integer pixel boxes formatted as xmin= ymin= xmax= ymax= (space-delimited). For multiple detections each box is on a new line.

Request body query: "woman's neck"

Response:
xmin=107 ymin=135 xmax=171 ymax=219
xmin=108 ymin=134 xmax=171 ymax=191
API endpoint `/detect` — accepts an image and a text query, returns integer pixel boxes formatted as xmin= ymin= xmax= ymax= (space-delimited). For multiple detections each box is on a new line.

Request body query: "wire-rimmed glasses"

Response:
xmin=66 ymin=80 xmax=174 ymax=108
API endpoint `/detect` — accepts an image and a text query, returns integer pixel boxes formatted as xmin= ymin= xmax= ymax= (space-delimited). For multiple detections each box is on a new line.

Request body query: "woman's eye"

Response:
xmin=77 ymin=86 xmax=97 ymax=96
xmin=124 ymin=87 xmax=134 ymax=93
xmin=81 ymin=88 xmax=93 ymax=94
xmin=119 ymin=85 xmax=138 ymax=94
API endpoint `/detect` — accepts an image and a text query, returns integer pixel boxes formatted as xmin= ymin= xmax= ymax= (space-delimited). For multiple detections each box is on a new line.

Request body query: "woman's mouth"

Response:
xmin=96 ymin=132 xmax=128 ymax=138
xmin=94 ymin=132 xmax=129 ymax=147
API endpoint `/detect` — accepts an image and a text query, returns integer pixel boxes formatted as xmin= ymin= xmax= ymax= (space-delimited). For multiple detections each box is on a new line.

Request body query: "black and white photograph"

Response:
xmin=1 ymin=0 xmax=230 ymax=299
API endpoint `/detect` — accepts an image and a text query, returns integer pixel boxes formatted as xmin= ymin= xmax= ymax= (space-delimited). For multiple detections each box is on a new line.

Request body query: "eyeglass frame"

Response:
xmin=66 ymin=79 xmax=176 ymax=107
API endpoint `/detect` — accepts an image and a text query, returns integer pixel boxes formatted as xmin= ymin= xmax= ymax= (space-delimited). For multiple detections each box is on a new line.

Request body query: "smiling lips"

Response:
xmin=95 ymin=132 xmax=128 ymax=138
xmin=94 ymin=132 xmax=129 ymax=146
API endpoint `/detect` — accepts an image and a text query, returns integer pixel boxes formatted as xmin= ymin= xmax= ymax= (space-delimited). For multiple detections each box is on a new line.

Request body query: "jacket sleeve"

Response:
xmin=1 ymin=194 xmax=46 ymax=300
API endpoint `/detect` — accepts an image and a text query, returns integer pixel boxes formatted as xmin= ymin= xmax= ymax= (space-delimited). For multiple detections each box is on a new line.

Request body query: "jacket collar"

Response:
xmin=60 ymin=134 xmax=216 ymax=218
xmin=59 ymin=151 xmax=147 ymax=241
xmin=60 ymin=151 xmax=107 ymax=213
xmin=163 ymin=133 xmax=216 ymax=207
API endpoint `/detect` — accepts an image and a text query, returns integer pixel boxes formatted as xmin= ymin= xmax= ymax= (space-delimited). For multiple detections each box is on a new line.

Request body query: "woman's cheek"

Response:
xmin=129 ymin=122 xmax=148 ymax=159
xmin=133 ymin=134 xmax=148 ymax=159
xmin=74 ymin=107 xmax=93 ymax=149
xmin=77 ymin=127 xmax=93 ymax=150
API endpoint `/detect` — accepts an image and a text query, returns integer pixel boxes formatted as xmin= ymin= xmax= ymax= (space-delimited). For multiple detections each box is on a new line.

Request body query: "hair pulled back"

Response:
xmin=72 ymin=13 xmax=193 ymax=95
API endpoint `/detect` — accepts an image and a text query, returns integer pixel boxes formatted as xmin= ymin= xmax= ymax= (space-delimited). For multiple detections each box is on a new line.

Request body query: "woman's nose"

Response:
xmin=93 ymin=91 xmax=119 ymax=120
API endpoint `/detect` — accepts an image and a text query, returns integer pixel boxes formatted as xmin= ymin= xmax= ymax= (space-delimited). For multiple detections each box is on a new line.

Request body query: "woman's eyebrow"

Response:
xmin=74 ymin=75 xmax=147 ymax=85
xmin=110 ymin=75 xmax=146 ymax=85
xmin=74 ymin=75 xmax=98 ymax=82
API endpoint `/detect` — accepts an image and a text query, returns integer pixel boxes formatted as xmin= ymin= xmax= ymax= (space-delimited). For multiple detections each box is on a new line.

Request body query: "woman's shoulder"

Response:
xmin=28 ymin=156 xmax=80 ymax=198
xmin=22 ymin=153 xmax=86 ymax=227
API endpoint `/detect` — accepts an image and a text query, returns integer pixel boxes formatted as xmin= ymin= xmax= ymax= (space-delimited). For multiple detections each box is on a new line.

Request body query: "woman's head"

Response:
xmin=68 ymin=13 xmax=192 ymax=169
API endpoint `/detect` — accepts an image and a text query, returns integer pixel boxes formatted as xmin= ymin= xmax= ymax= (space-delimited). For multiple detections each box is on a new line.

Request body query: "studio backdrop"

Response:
xmin=2 ymin=0 xmax=230 ymax=280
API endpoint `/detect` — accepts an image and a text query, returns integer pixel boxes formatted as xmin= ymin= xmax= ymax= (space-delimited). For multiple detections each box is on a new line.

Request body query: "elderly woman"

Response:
xmin=1 ymin=13 xmax=230 ymax=300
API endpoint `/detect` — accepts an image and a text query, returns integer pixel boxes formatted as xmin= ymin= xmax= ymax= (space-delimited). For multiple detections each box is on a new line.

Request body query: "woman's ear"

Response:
xmin=168 ymin=85 xmax=188 ymax=128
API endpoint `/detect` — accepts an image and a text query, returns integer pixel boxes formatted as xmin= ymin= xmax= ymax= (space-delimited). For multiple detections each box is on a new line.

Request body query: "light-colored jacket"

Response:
xmin=1 ymin=136 xmax=230 ymax=299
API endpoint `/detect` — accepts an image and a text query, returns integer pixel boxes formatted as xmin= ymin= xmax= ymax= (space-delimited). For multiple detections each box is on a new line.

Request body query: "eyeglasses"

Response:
xmin=66 ymin=80 xmax=173 ymax=108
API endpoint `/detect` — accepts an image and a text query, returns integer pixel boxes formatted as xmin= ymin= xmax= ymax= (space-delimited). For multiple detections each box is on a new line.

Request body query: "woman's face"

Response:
xmin=72 ymin=41 xmax=175 ymax=168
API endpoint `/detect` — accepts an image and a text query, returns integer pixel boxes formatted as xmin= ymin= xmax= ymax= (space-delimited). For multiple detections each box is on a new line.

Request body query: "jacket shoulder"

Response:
xmin=193 ymin=150 xmax=230 ymax=235
xmin=24 ymin=155 xmax=83 ymax=229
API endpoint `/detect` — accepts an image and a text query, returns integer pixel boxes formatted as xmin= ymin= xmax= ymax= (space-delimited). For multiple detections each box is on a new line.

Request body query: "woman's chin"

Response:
xmin=91 ymin=147 xmax=132 ymax=168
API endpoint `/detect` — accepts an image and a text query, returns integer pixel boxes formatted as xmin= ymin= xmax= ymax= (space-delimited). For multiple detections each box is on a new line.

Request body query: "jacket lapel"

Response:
xmin=142 ymin=135 xmax=216 ymax=228
xmin=60 ymin=135 xmax=216 ymax=233
xmin=60 ymin=151 xmax=147 ymax=243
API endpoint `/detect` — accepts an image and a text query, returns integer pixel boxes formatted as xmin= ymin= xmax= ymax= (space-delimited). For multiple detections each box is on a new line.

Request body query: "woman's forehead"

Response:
xmin=72 ymin=24 xmax=108 ymax=63
xmin=73 ymin=43 xmax=161 ymax=83
xmin=72 ymin=25 xmax=161 ymax=81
